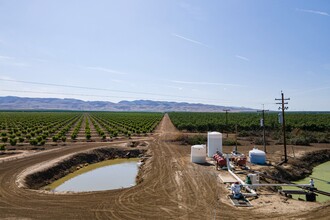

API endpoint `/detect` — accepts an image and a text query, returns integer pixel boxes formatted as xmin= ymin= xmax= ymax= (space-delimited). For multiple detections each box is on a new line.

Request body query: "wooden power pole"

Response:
xmin=257 ymin=105 xmax=269 ymax=153
xmin=223 ymin=109 xmax=230 ymax=137
xmin=275 ymin=91 xmax=290 ymax=163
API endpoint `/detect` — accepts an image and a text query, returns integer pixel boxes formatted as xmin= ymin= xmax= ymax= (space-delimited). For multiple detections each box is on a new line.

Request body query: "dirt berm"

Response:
xmin=24 ymin=147 xmax=145 ymax=190
xmin=269 ymin=149 xmax=330 ymax=181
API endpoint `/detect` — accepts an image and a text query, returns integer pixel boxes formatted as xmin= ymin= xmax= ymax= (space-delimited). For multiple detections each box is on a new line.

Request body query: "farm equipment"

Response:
xmin=231 ymin=151 xmax=247 ymax=168
xmin=213 ymin=151 xmax=227 ymax=170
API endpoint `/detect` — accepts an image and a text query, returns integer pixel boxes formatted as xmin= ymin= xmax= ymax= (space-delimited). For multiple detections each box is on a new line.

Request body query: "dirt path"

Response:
xmin=0 ymin=114 xmax=329 ymax=219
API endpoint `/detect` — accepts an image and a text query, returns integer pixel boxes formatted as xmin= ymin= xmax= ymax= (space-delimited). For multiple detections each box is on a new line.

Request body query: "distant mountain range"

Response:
xmin=0 ymin=96 xmax=255 ymax=112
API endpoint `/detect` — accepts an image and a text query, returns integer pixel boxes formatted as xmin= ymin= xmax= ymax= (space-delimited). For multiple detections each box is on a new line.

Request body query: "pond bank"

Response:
xmin=24 ymin=147 xmax=146 ymax=190
xmin=46 ymin=158 xmax=140 ymax=192
xmin=270 ymin=149 xmax=330 ymax=181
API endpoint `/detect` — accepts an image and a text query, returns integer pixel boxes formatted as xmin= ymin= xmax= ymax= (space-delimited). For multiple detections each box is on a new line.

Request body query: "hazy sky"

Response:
xmin=0 ymin=0 xmax=329 ymax=111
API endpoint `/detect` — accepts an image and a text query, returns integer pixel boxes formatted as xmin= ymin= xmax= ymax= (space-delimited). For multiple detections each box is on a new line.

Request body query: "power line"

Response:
xmin=0 ymin=78 xmax=233 ymax=103
xmin=0 ymin=89 xmax=221 ymax=103
xmin=0 ymin=89 xmax=139 ymax=100
xmin=0 ymin=78 xmax=180 ymax=97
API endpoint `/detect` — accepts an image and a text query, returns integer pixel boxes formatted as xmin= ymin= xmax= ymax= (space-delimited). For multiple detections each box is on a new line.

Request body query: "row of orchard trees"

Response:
xmin=0 ymin=111 xmax=163 ymax=146
xmin=89 ymin=112 xmax=162 ymax=138
xmin=168 ymin=112 xmax=330 ymax=133
xmin=0 ymin=112 xmax=81 ymax=146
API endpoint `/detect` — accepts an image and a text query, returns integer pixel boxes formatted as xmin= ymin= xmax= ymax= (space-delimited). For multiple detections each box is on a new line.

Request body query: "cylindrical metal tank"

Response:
xmin=191 ymin=145 xmax=206 ymax=163
xmin=207 ymin=132 xmax=222 ymax=157
xmin=249 ymin=148 xmax=266 ymax=164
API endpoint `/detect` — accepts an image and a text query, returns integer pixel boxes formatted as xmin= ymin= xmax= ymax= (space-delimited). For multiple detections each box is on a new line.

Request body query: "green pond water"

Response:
xmin=45 ymin=158 xmax=139 ymax=192
xmin=282 ymin=161 xmax=330 ymax=202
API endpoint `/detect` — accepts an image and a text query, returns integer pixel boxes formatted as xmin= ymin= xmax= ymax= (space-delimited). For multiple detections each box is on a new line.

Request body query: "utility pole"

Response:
xmin=223 ymin=109 xmax=230 ymax=137
xmin=257 ymin=104 xmax=269 ymax=153
xmin=275 ymin=91 xmax=290 ymax=163
xmin=234 ymin=124 xmax=238 ymax=153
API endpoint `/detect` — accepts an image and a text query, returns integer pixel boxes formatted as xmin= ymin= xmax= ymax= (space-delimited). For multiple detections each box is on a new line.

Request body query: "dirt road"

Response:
xmin=0 ymin=114 xmax=329 ymax=219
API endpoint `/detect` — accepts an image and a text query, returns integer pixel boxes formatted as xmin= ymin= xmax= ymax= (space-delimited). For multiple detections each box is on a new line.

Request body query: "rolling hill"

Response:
xmin=0 ymin=96 xmax=254 ymax=112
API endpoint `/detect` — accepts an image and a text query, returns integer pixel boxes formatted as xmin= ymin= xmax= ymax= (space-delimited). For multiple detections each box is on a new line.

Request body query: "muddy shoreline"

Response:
xmin=24 ymin=147 xmax=146 ymax=190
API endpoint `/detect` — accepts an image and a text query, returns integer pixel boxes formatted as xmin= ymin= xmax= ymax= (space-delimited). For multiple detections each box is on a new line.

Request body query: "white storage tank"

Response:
xmin=249 ymin=147 xmax=266 ymax=164
xmin=207 ymin=132 xmax=222 ymax=157
xmin=191 ymin=145 xmax=206 ymax=164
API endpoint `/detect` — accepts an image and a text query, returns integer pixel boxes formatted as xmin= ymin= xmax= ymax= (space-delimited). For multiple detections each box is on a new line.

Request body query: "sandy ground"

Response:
xmin=0 ymin=114 xmax=329 ymax=219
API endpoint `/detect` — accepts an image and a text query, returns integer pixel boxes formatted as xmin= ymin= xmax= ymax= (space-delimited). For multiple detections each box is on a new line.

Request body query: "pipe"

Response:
xmin=242 ymin=184 xmax=311 ymax=187
xmin=242 ymin=193 xmax=258 ymax=197
xmin=226 ymin=154 xmax=258 ymax=197
xmin=226 ymin=154 xmax=311 ymax=197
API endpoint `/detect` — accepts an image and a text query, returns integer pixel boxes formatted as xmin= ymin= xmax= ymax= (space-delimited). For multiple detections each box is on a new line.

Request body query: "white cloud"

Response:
xmin=171 ymin=80 xmax=245 ymax=87
xmin=32 ymin=58 xmax=49 ymax=63
xmin=111 ymin=79 xmax=124 ymax=83
xmin=296 ymin=8 xmax=329 ymax=16
xmin=87 ymin=66 xmax=127 ymax=75
xmin=0 ymin=55 xmax=14 ymax=59
xmin=10 ymin=62 xmax=29 ymax=67
xmin=172 ymin=33 xmax=210 ymax=48
xmin=235 ymin=55 xmax=250 ymax=61
xmin=0 ymin=55 xmax=30 ymax=66
xmin=0 ymin=75 xmax=16 ymax=81
xmin=166 ymin=85 xmax=183 ymax=91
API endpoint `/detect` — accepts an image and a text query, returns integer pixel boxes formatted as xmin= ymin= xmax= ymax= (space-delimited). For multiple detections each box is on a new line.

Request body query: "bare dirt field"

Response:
xmin=0 ymin=114 xmax=329 ymax=219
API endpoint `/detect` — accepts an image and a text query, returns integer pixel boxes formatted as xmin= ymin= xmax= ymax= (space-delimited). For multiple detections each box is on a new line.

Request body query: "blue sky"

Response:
xmin=0 ymin=0 xmax=329 ymax=111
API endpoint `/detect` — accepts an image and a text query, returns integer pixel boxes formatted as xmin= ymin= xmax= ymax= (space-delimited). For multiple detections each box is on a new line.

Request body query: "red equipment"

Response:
xmin=213 ymin=152 xmax=226 ymax=169
xmin=231 ymin=153 xmax=247 ymax=167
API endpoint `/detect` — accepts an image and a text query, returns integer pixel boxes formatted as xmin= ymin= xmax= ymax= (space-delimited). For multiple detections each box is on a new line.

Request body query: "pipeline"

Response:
xmin=226 ymin=155 xmax=330 ymax=199
xmin=242 ymin=184 xmax=310 ymax=187
xmin=226 ymin=154 xmax=258 ymax=197
xmin=259 ymin=172 xmax=330 ymax=197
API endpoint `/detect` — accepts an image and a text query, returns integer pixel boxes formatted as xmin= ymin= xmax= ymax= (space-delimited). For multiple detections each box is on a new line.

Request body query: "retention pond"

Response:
xmin=45 ymin=158 xmax=139 ymax=192
xmin=283 ymin=161 xmax=330 ymax=202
